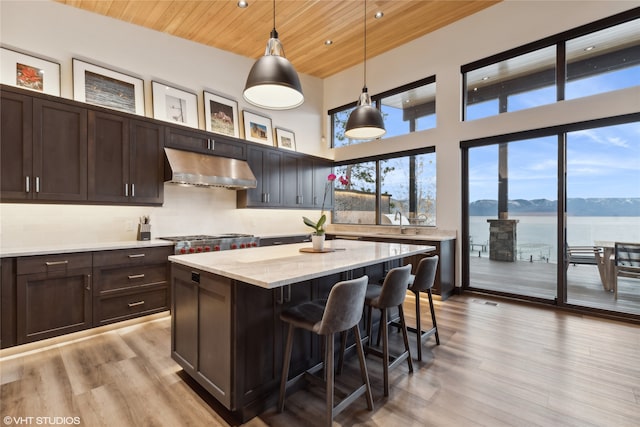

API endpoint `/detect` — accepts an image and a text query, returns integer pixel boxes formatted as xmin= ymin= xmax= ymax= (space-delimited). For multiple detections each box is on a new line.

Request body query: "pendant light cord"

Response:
xmin=273 ymin=0 xmax=276 ymax=32
xmin=363 ymin=0 xmax=367 ymax=87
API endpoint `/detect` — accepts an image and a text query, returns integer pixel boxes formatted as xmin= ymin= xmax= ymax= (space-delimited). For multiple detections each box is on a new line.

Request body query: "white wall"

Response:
xmin=324 ymin=0 xmax=640 ymax=285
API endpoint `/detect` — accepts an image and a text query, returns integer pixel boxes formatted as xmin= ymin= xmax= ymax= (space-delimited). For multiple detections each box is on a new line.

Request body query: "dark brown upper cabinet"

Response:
xmin=1 ymin=89 xmax=88 ymax=202
xmin=88 ymin=110 xmax=164 ymax=205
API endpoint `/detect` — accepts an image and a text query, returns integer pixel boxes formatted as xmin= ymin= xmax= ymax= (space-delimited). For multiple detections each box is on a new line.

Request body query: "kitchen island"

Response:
xmin=169 ymin=239 xmax=433 ymax=422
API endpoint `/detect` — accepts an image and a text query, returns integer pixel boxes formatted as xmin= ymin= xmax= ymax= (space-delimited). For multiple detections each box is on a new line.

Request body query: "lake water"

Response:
xmin=469 ymin=216 xmax=640 ymax=263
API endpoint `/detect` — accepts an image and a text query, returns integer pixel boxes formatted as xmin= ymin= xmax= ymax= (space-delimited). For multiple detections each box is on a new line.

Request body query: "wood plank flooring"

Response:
xmin=2 ymin=295 xmax=639 ymax=427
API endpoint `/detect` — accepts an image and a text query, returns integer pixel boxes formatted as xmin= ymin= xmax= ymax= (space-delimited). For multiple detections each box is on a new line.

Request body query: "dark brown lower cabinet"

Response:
xmin=1 ymin=258 xmax=17 ymax=349
xmin=170 ymin=261 xmax=391 ymax=422
xmin=92 ymin=246 xmax=171 ymax=326
xmin=16 ymin=253 xmax=93 ymax=344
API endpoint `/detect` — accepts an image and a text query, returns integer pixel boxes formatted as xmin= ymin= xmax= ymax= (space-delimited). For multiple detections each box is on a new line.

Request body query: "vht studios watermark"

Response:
xmin=3 ymin=416 xmax=81 ymax=425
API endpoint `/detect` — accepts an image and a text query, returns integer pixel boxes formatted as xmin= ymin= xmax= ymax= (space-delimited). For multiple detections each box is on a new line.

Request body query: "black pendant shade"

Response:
xmin=243 ymin=20 xmax=304 ymax=109
xmin=345 ymin=87 xmax=386 ymax=139
xmin=345 ymin=0 xmax=385 ymax=140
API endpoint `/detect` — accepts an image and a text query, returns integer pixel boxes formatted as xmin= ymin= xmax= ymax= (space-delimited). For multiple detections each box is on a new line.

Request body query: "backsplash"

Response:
xmin=0 ymin=184 xmax=317 ymax=248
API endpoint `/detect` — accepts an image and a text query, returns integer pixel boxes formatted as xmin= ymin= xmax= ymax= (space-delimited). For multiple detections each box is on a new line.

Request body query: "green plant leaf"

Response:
xmin=302 ymin=216 xmax=318 ymax=229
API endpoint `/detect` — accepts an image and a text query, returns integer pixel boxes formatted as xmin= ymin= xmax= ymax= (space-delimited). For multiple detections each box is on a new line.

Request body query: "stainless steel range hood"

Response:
xmin=164 ymin=147 xmax=257 ymax=189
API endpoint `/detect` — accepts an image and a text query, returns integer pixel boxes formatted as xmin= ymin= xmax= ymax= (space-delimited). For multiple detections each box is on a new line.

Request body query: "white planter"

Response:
xmin=312 ymin=234 xmax=325 ymax=251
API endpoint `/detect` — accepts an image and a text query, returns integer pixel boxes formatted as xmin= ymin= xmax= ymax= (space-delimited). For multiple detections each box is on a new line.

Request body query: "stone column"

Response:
xmin=487 ymin=219 xmax=519 ymax=262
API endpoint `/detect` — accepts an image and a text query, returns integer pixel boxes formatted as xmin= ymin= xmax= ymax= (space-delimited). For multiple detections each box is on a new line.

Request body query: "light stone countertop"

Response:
xmin=0 ymin=239 xmax=174 ymax=258
xmin=168 ymin=239 xmax=435 ymax=289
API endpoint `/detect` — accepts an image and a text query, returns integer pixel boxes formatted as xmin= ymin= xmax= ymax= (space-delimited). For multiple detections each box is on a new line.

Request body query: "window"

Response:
xmin=465 ymin=46 xmax=557 ymax=120
xmin=463 ymin=13 xmax=640 ymax=121
xmin=330 ymin=77 xmax=436 ymax=148
xmin=566 ymin=19 xmax=640 ymax=99
xmin=333 ymin=150 xmax=436 ymax=226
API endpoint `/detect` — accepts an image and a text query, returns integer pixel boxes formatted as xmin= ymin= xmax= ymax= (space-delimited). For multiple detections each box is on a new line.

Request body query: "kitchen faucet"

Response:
xmin=394 ymin=210 xmax=405 ymax=232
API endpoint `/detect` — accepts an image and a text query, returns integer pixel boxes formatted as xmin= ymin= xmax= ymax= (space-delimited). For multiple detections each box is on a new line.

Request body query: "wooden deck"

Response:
xmin=468 ymin=257 xmax=640 ymax=316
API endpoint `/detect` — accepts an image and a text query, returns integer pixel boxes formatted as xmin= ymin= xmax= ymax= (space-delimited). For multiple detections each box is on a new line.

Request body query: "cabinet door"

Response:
xmin=197 ymin=273 xmax=232 ymax=408
xmin=1 ymin=258 xmax=17 ymax=348
xmin=33 ymin=98 xmax=87 ymax=201
xmin=16 ymin=267 xmax=92 ymax=344
xmin=282 ymin=153 xmax=299 ymax=206
xmin=165 ymin=126 xmax=210 ymax=151
xmin=88 ymin=110 xmax=129 ymax=202
xmin=130 ymin=120 xmax=164 ymax=204
xmin=298 ymin=157 xmax=314 ymax=208
xmin=0 ymin=91 xmax=32 ymax=200
xmin=242 ymin=146 xmax=281 ymax=207
xmin=264 ymin=149 xmax=282 ymax=206
xmin=171 ymin=265 xmax=199 ymax=372
xmin=313 ymin=160 xmax=333 ymax=209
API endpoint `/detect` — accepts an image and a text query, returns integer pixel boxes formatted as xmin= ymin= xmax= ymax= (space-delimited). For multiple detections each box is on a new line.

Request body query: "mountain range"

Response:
xmin=469 ymin=198 xmax=640 ymax=216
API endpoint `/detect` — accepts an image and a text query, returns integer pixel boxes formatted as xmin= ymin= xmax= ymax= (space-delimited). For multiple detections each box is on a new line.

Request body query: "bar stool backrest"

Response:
xmin=410 ymin=256 xmax=439 ymax=292
xmin=317 ymin=275 xmax=369 ymax=336
xmin=376 ymin=264 xmax=412 ymax=308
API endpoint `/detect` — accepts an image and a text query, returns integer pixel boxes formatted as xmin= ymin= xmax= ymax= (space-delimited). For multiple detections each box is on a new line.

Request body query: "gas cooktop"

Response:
xmin=159 ymin=234 xmax=259 ymax=254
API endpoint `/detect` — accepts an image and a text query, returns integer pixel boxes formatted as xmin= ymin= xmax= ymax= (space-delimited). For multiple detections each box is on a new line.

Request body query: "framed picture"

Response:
xmin=243 ymin=110 xmax=273 ymax=146
xmin=204 ymin=91 xmax=240 ymax=138
xmin=1 ymin=47 xmax=60 ymax=96
xmin=152 ymin=81 xmax=198 ymax=128
xmin=275 ymin=128 xmax=296 ymax=151
xmin=72 ymin=58 xmax=144 ymax=115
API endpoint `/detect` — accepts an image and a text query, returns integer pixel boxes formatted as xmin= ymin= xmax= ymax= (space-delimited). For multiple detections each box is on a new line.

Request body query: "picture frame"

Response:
xmin=152 ymin=81 xmax=198 ymax=128
xmin=1 ymin=47 xmax=61 ymax=96
xmin=243 ymin=110 xmax=274 ymax=146
xmin=275 ymin=128 xmax=297 ymax=151
xmin=204 ymin=91 xmax=240 ymax=138
xmin=72 ymin=58 xmax=144 ymax=115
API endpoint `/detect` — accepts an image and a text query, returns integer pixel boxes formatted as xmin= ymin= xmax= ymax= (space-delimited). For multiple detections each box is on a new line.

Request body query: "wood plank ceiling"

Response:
xmin=54 ymin=0 xmax=501 ymax=79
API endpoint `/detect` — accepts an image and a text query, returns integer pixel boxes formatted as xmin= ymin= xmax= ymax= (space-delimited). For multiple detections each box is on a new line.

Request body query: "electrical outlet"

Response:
xmin=125 ymin=220 xmax=134 ymax=231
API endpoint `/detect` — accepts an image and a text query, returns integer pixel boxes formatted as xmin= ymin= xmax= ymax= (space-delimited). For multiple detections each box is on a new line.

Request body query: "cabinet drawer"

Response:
xmin=96 ymin=287 xmax=168 ymax=324
xmin=17 ymin=252 xmax=92 ymax=275
xmin=95 ymin=263 xmax=168 ymax=293
xmin=93 ymin=246 xmax=172 ymax=267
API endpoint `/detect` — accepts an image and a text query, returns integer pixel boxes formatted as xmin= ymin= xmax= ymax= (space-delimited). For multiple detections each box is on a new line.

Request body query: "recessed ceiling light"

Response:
xmin=237 ymin=1 xmax=248 ymax=8
xmin=584 ymin=45 xmax=595 ymax=51
xmin=324 ymin=40 xmax=333 ymax=46
xmin=374 ymin=11 xmax=384 ymax=19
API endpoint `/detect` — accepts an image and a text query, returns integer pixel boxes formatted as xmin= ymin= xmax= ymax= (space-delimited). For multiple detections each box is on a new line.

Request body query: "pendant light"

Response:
xmin=243 ymin=0 xmax=304 ymax=110
xmin=345 ymin=0 xmax=386 ymax=140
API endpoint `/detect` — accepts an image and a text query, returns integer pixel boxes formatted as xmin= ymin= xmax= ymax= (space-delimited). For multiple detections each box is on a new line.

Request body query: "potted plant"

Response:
xmin=303 ymin=173 xmax=348 ymax=250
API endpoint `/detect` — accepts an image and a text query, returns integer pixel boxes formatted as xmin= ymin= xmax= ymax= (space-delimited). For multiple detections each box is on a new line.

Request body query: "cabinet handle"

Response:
xmin=266 ymin=193 xmax=270 ymax=203
xmin=35 ymin=176 xmax=40 ymax=193
xmin=131 ymin=183 xmax=135 ymax=197
xmin=128 ymin=253 xmax=146 ymax=258
xmin=128 ymin=301 xmax=145 ymax=307
xmin=85 ymin=274 xmax=91 ymax=291
xmin=25 ymin=176 xmax=30 ymax=193
xmin=125 ymin=183 xmax=129 ymax=197
xmin=208 ymin=139 xmax=215 ymax=150
xmin=128 ymin=274 xmax=145 ymax=279
xmin=45 ymin=260 xmax=69 ymax=266
xmin=285 ymin=285 xmax=291 ymax=303
xmin=313 ymin=196 xmax=318 ymax=205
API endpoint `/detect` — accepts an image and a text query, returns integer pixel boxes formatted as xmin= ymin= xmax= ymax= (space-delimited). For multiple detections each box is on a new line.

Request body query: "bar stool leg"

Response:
xmin=337 ymin=330 xmax=347 ymax=375
xmin=414 ymin=290 xmax=423 ymax=361
xmin=381 ymin=307 xmax=390 ymax=396
xmin=427 ymin=289 xmax=440 ymax=345
xmin=278 ymin=323 xmax=295 ymax=412
xmin=398 ymin=305 xmax=413 ymax=373
xmin=353 ymin=325 xmax=374 ymax=410
xmin=325 ymin=334 xmax=334 ymax=427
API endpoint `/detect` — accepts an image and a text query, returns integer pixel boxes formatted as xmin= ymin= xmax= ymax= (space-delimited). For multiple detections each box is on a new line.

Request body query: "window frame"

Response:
xmin=333 ymin=146 xmax=436 ymax=226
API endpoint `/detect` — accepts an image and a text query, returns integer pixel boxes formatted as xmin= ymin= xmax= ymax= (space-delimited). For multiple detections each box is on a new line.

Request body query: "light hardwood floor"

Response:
xmin=1 ymin=295 xmax=639 ymax=427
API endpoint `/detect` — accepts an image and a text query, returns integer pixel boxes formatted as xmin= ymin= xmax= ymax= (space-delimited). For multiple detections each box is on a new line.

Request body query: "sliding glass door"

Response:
xmin=565 ymin=122 xmax=640 ymax=315
xmin=467 ymin=136 xmax=558 ymax=300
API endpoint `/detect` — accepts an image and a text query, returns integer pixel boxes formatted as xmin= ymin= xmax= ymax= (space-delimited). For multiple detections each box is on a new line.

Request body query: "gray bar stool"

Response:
xmin=364 ymin=264 xmax=413 ymax=396
xmin=407 ymin=256 xmax=440 ymax=361
xmin=278 ymin=275 xmax=373 ymax=427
